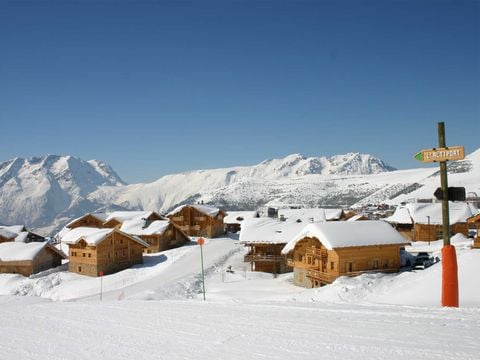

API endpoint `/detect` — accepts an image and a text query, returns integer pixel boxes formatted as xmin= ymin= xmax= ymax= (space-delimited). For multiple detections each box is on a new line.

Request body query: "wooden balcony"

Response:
xmin=305 ymin=247 xmax=327 ymax=258
xmin=244 ymin=253 xmax=285 ymax=263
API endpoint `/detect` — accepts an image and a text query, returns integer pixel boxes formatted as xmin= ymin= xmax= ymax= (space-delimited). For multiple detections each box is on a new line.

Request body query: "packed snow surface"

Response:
xmin=1 ymin=234 xmax=479 ymax=359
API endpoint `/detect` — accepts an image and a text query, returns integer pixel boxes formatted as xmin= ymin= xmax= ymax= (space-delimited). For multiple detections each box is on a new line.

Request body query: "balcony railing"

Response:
xmin=305 ymin=247 xmax=327 ymax=258
xmin=244 ymin=254 xmax=285 ymax=262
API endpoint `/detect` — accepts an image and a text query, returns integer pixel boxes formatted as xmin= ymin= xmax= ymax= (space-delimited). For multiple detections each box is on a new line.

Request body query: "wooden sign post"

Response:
xmin=197 ymin=238 xmax=206 ymax=301
xmin=414 ymin=122 xmax=464 ymax=307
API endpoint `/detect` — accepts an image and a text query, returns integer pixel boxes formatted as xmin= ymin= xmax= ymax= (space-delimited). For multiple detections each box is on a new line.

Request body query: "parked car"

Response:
xmin=414 ymin=252 xmax=435 ymax=270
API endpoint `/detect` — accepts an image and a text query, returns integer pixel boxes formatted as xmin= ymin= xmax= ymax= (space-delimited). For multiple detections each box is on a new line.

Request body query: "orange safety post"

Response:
xmin=441 ymin=245 xmax=459 ymax=307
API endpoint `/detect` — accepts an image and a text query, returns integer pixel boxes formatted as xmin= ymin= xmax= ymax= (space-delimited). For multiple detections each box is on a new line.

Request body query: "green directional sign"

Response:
xmin=414 ymin=152 xmax=424 ymax=162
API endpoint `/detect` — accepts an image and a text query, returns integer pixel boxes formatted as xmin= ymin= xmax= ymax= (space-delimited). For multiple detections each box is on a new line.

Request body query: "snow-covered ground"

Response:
xmin=1 ymin=234 xmax=479 ymax=359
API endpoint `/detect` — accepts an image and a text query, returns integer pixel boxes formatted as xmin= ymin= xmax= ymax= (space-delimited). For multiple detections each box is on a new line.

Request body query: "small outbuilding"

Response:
xmin=167 ymin=205 xmax=225 ymax=238
xmin=223 ymin=211 xmax=258 ymax=233
xmin=62 ymin=227 xmax=148 ymax=277
xmin=0 ymin=241 xmax=66 ymax=276
xmin=282 ymin=221 xmax=408 ymax=288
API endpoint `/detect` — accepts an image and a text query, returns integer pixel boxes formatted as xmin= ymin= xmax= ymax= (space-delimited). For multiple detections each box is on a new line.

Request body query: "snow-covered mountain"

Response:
xmin=1 ymin=150 xmax=479 ymax=235
xmin=0 ymin=155 xmax=126 ymax=232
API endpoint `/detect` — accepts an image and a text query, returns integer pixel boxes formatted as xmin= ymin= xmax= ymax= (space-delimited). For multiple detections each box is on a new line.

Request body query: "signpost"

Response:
xmin=414 ymin=122 xmax=464 ymax=307
xmin=414 ymin=146 xmax=465 ymax=163
xmin=197 ymin=238 xmax=206 ymax=301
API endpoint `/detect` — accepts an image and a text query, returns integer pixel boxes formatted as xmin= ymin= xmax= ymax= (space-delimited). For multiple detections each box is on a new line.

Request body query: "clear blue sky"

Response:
xmin=1 ymin=0 xmax=478 ymax=183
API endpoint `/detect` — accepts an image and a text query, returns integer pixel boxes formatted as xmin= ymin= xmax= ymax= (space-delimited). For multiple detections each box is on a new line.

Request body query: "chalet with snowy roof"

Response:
xmin=0 ymin=241 xmax=66 ymax=276
xmin=224 ymin=211 xmax=258 ymax=233
xmin=65 ymin=213 xmax=109 ymax=229
xmin=467 ymin=214 xmax=480 ymax=249
xmin=384 ymin=202 xmax=474 ymax=241
xmin=62 ymin=227 xmax=148 ymax=277
xmin=120 ymin=218 xmax=190 ymax=253
xmin=239 ymin=217 xmax=306 ymax=274
xmin=0 ymin=225 xmax=45 ymax=244
xmin=102 ymin=211 xmax=165 ymax=228
xmin=167 ymin=205 xmax=225 ymax=238
xmin=277 ymin=208 xmax=346 ymax=223
xmin=282 ymin=221 xmax=408 ymax=288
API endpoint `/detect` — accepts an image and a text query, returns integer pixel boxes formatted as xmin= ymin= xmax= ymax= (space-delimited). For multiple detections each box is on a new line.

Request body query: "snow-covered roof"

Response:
xmin=346 ymin=214 xmax=366 ymax=222
xmin=14 ymin=232 xmax=29 ymax=243
xmin=105 ymin=211 xmax=159 ymax=224
xmin=224 ymin=211 xmax=257 ymax=225
xmin=0 ymin=241 xmax=65 ymax=262
xmin=277 ymin=208 xmax=344 ymax=222
xmin=0 ymin=228 xmax=17 ymax=240
xmin=167 ymin=204 xmax=222 ymax=217
xmin=61 ymin=227 xmax=149 ymax=247
xmin=239 ymin=217 xmax=308 ymax=245
xmin=65 ymin=213 xmax=108 ymax=228
xmin=385 ymin=202 xmax=475 ymax=225
xmin=120 ymin=219 xmax=172 ymax=236
xmin=282 ymin=221 xmax=408 ymax=254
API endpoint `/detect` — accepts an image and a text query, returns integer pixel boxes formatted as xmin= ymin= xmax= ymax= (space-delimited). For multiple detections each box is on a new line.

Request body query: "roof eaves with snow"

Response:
xmin=282 ymin=221 xmax=408 ymax=254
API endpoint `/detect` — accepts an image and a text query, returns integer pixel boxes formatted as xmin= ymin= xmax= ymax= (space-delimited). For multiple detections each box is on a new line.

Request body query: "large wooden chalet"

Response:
xmin=119 ymin=219 xmax=190 ymax=253
xmin=385 ymin=202 xmax=474 ymax=241
xmin=282 ymin=221 xmax=408 ymax=288
xmin=167 ymin=205 xmax=225 ymax=238
xmin=62 ymin=227 xmax=148 ymax=277
xmin=0 ymin=241 xmax=66 ymax=276
xmin=239 ymin=217 xmax=306 ymax=274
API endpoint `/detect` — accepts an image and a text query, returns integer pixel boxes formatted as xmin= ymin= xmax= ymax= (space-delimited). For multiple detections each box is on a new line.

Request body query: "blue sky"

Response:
xmin=0 ymin=0 xmax=478 ymax=183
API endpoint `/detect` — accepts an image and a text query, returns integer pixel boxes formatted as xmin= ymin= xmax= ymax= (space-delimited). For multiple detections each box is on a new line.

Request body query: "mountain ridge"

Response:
xmin=1 ymin=150 xmax=479 ymax=235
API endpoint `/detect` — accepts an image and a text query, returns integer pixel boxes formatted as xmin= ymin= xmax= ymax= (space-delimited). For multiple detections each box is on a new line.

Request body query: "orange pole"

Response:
xmin=441 ymin=245 xmax=459 ymax=307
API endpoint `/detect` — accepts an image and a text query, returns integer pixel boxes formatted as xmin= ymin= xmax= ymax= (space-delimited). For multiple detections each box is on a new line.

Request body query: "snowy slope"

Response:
xmin=0 ymin=234 xmax=479 ymax=359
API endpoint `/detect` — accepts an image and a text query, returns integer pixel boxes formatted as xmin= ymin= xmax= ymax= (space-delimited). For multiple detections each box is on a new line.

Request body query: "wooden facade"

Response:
xmin=243 ymin=243 xmax=291 ymax=274
xmin=0 ymin=243 xmax=65 ymax=277
xmin=285 ymin=236 xmax=403 ymax=288
xmin=168 ymin=206 xmax=225 ymax=238
xmin=140 ymin=223 xmax=190 ymax=253
xmin=468 ymin=214 xmax=480 ymax=249
xmin=67 ymin=230 xmax=147 ymax=277
xmin=392 ymin=223 xmax=469 ymax=242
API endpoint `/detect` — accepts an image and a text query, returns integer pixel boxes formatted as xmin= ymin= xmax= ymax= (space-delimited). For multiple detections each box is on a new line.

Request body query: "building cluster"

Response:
xmin=0 ymin=200 xmax=479 ymax=290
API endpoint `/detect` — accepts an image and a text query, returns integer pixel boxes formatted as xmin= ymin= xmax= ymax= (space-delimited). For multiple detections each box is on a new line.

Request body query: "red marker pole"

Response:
xmin=438 ymin=122 xmax=458 ymax=307
xmin=197 ymin=238 xmax=206 ymax=301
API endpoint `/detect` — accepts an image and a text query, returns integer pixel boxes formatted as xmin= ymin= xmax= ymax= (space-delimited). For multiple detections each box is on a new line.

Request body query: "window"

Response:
xmin=372 ymin=260 xmax=379 ymax=269
xmin=88 ymin=253 xmax=91 ymax=258
xmin=83 ymin=253 xmax=86 ymax=257
xmin=383 ymin=260 xmax=389 ymax=269
xmin=330 ymin=262 xmax=335 ymax=270
xmin=120 ymin=239 xmax=123 ymax=244
xmin=78 ymin=266 xmax=82 ymax=273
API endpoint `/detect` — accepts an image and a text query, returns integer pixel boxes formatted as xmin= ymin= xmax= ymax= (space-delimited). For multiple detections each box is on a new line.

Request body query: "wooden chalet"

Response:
xmin=282 ymin=221 xmax=408 ymax=288
xmin=0 ymin=242 xmax=66 ymax=276
xmin=167 ymin=205 xmax=225 ymax=238
xmin=62 ymin=227 xmax=148 ymax=277
xmin=0 ymin=225 xmax=45 ymax=244
xmin=468 ymin=214 xmax=480 ymax=249
xmin=120 ymin=219 xmax=190 ymax=253
xmin=385 ymin=202 xmax=473 ymax=241
xmin=223 ymin=211 xmax=258 ymax=233
xmin=239 ymin=217 xmax=306 ymax=274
